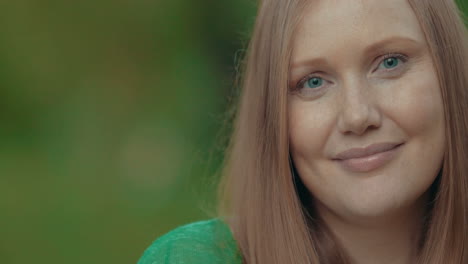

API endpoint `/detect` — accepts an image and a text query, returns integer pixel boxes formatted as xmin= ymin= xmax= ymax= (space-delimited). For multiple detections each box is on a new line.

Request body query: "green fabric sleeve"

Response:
xmin=137 ymin=219 xmax=242 ymax=264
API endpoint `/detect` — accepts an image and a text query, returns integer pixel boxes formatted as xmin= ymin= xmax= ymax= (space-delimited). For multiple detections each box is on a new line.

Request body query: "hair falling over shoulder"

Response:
xmin=216 ymin=0 xmax=468 ymax=263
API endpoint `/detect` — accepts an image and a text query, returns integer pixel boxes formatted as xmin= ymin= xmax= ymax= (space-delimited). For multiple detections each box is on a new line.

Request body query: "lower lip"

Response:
xmin=336 ymin=144 xmax=403 ymax=173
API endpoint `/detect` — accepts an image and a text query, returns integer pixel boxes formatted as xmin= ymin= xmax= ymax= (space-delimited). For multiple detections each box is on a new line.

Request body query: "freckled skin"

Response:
xmin=288 ymin=0 xmax=445 ymax=226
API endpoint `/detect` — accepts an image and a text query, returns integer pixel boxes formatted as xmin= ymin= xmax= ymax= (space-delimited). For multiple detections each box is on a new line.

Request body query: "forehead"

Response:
xmin=292 ymin=0 xmax=427 ymax=61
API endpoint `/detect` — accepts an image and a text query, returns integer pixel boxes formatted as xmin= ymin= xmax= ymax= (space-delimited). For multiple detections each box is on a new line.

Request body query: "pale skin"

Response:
xmin=288 ymin=0 xmax=445 ymax=264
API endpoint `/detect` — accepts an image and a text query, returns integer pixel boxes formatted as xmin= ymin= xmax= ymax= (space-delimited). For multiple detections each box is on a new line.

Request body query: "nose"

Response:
xmin=337 ymin=80 xmax=382 ymax=135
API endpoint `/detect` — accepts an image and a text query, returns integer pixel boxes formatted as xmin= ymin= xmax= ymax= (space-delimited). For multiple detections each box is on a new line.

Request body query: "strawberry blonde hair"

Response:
xmin=216 ymin=0 xmax=468 ymax=263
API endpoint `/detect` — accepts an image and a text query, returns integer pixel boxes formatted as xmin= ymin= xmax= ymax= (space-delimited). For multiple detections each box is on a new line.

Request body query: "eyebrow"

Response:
xmin=291 ymin=36 xmax=421 ymax=69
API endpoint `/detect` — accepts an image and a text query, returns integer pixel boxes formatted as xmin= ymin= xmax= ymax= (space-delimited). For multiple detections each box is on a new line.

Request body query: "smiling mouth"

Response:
xmin=334 ymin=143 xmax=404 ymax=173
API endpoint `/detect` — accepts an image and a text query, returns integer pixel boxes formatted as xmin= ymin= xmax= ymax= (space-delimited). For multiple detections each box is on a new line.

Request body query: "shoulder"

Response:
xmin=137 ymin=218 xmax=241 ymax=264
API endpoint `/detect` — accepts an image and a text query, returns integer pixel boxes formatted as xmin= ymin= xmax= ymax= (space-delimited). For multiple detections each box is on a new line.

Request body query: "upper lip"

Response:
xmin=333 ymin=142 xmax=403 ymax=160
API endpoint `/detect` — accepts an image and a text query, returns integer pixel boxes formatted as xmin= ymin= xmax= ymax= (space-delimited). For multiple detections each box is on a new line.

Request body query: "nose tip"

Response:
xmin=337 ymin=92 xmax=381 ymax=135
xmin=340 ymin=105 xmax=371 ymax=134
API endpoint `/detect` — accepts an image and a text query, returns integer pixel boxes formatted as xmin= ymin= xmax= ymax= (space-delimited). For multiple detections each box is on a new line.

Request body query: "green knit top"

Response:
xmin=137 ymin=219 xmax=242 ymax=264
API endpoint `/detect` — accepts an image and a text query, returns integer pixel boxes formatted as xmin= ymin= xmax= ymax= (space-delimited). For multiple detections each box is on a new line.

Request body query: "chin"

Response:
xmin=334 ymin=186 xmax=431 ymax=225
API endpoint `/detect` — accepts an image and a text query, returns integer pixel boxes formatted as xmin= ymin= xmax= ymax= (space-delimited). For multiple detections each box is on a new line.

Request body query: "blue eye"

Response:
xmin=305 ymin=77 xmax=324 ymax=89
xmin=379 ymin=56 xmax=402 ymax=70
xmin=383 ymin=57 xmax=399 ymax=68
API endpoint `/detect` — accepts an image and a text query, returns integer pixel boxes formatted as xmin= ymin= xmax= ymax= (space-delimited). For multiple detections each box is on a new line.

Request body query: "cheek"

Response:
xmin=379 ymin=63 xmax=446 ymax=186
xmin=288 ymin=99 xmax=335 ymax=160
xmin=381 ymin=64 xmax=445 ymax=137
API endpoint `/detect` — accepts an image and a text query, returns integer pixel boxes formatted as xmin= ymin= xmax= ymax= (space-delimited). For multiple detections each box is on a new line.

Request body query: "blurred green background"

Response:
xmin=1 ymin=1 xmax=255 ymax=263
xmin=0 ymin=1 xmax=466 ymax=263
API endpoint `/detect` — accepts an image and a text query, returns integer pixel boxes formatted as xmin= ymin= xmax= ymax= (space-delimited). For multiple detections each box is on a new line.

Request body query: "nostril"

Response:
xmin=337 ymin=102 xmax=382 ymax=136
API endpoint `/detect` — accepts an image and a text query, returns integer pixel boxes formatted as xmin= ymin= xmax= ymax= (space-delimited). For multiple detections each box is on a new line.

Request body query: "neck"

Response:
xmin=315 ymin=193 xmax=429 ymax=264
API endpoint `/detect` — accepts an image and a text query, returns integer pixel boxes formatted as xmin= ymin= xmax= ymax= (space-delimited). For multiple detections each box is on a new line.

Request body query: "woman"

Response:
xmin=138 ymin=0 xmax=468 ymax=263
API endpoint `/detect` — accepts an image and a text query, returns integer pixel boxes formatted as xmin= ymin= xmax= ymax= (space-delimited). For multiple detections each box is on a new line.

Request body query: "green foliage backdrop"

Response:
xmin=0 ymin=1 xmax=466 ymax=263
xmin=1 ymin=1 xmax=255 ymax=263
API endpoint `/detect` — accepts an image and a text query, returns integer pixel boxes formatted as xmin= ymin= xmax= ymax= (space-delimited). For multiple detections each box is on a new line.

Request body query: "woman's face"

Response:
xmin=288 ymin=0 xmax=445 ymax=223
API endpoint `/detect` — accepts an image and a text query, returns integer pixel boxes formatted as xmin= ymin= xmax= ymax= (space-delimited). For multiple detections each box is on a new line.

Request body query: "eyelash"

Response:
xmin=376 ymin=53 xmax=409 ymax=72
xmin=293 ymin=52 xmax=409 ymax=92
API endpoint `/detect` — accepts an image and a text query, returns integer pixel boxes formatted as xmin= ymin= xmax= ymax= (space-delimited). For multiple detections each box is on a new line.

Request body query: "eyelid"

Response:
xmin=294 ymin=72 xmax=329 ymax=90
xmin=373 ymin=53 xmax=409 ymax=72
